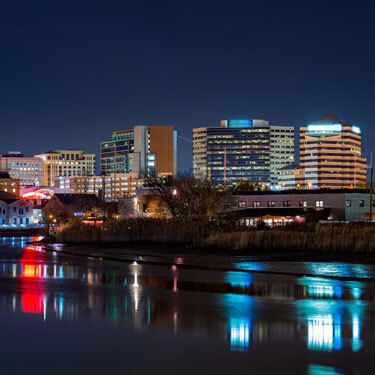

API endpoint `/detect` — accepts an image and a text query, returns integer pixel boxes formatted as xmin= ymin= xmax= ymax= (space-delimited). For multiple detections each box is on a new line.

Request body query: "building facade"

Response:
xmin=0 ymin=172 xmax=20 ymax=196
xmin=55 ymin=173 xmax=143 ymax=201
xmin=34 ymin=150 xmax=95 ymax=187
xmin=270 ymin=126 xmax=294 ymax=186
xmin=0 ymin=192 xmax=33 ymax=226
xmin=300 ymin=113 xmax=367 ymax=189
xmin=234 ymin=189 xmax=374 ymax=225
xmin=100 ymin=125 xmax=177 ymax=177
xmin=0 ymin=152 xmax=44 ymax=187
xmin=193 ymin=119 xmax=294 ymax=186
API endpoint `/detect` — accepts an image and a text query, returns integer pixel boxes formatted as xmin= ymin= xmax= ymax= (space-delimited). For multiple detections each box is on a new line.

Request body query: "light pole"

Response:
xmin=369 ymin=152 xmax=374 ymax=221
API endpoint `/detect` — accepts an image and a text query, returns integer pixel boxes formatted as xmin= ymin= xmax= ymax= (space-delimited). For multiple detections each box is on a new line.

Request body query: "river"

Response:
xmin=0 ymin=237 xmax=374 ymax=374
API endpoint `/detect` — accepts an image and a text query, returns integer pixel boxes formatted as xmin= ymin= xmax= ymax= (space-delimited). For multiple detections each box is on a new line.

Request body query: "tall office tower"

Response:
xmin=193 ymin=119 xmax=271 ymax=186
xmin=100 ymin=125 xmax=177 ymax=177
xmin=193 ymin=119 xmax=295 ymax=186
xmin=34 ymin=150 xmax=95 ymax=187
xmin=270 ymin=126 xmax=295 ymax=186
xmin=300 ymin=113 xmax=367 ymax=189
xmin=0 ymin=152 xmax=44 ymax=187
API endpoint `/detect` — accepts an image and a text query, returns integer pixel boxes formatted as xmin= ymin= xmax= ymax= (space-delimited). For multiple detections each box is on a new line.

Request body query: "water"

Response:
xmin=0 ymin=237 xmax=374 ymax=374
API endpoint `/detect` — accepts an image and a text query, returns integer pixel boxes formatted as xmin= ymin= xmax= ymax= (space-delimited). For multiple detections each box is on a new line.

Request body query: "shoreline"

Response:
xmin=33 ymin=238 xmax=375 ymax=264
xmin=32 ymin=240 xmax=375 ymax=282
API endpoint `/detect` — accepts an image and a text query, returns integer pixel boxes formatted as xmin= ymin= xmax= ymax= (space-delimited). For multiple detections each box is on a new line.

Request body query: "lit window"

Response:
xmin=252 ymin=201 xmax=260 ymax=208
xmin=299 ymin=200 xmax=307 ymax=208
xmin=267 ymin=201 xmax=275 ymax=207
xmin=315 ymin=200 xmax=324 ymax=208
xmin=346 ymin=200 xmax=352 ymax=207
xmin=238 ymin=202 xmax=245 ymax=209
xmin=283 ymin=201 xmax=291 ymax=207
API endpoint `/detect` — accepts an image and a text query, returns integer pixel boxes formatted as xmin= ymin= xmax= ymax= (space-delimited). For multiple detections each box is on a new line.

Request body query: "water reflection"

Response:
xmin=0 ymin=238 xmax=373 ymax=369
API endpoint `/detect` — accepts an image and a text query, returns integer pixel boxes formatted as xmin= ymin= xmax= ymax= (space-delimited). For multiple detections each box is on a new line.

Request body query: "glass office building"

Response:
xmin=193 ymin=119 xmax=294 ymax=186
xmin=100 ymin=125 xmax=177 ymax=177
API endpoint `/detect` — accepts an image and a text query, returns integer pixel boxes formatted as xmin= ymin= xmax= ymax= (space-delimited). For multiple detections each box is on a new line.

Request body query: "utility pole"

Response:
xmin=223 ymin=147 xmax=227 ymax=185
xmin=370 ymin=151 xmax=374 ymax=221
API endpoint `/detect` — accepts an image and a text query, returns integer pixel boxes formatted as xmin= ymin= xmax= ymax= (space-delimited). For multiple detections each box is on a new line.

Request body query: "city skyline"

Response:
xmin=0 ymin=1 xmax=374 ymax=173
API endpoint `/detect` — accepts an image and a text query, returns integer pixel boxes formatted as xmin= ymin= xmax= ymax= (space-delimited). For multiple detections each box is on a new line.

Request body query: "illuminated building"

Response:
xmin=34 ymin=150 xmax=95 ymax=187
xmin=300 ymin=113 xmax=366 ymax=189
xmin=0 ymin=191 xmax=34 ymax=226
xmin=0 ymin=172 xmax=20 ymax=195
xmin=55 ymin=173 xmax=143 ymax=201
xmin=270 ymin=126 xmax=295 ymax=186
xmin=235 ymin=189 xmax=375 ymax=224
xmin=0 ymin=152 xmax=44 ymax=187
xmin=193 ymin=119 xmax=294 ymax=186
xmin=100 ymin=125 xmax=177 ymax=177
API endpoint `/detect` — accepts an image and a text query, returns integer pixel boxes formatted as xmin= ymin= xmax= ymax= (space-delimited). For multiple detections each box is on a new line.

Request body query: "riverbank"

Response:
xmin=0 ymin=227 xmax=42 ymax=237
xmin=54 ymin=220 xmax=375 ymax=253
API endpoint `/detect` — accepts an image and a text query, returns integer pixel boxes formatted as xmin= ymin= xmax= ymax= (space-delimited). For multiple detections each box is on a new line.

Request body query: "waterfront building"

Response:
xmin=0 ymin=172 xmax=20 ymax=196
xmin=43 ymin=193 xmax=100 ymax=219
xmin=55 ymin=173 xmax=143 ymax=201
xmin=100 ymin=125 xmax=177 ymax=177
xmin=0 ymin=152 xmax=44 ymax=187
xmin=0 ymin=191 xmax=33 ymax=226
xmin=300 ymin=113 xmax=366 ymax=189
xmin=234 ymin=189 xmax=374 ymax=225
xmin=193 ymin=119 xmax=294 ymax=186
xmin=34 ymin=150 xmax=95 ymax=187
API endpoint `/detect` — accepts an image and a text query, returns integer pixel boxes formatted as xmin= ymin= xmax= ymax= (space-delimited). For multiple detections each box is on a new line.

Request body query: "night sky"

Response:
xmin=0 ymin=0 xmax=374 ymax=172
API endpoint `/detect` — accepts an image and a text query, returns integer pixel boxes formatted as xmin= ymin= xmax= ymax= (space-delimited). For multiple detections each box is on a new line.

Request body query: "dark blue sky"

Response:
xmin=0 ymin=0 xmax=374 ymax=172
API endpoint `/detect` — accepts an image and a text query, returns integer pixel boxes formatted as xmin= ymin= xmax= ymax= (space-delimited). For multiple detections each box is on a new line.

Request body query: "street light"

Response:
xmin=369 ymin=152 xmax=374 ymax=221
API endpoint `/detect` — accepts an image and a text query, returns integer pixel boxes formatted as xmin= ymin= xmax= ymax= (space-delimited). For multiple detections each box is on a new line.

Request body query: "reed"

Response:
xmin=56 ymin=219 xmax=375 ymax=253
xmin=205 ymin=223 xmax=375 ymax=252
xmin=56 ymin=218 xmax=237 ymax=246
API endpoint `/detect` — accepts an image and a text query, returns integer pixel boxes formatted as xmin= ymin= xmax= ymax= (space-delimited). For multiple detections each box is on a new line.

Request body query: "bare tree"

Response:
xmin=143 ymin=174 xmax=237 ymax=222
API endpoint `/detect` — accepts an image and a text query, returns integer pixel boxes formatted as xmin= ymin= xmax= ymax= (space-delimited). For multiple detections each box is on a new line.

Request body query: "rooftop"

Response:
xmin=309 ymin=112 xmax=350 ymax=126
xmin=0 ymin=191 xmax=19 ymax=204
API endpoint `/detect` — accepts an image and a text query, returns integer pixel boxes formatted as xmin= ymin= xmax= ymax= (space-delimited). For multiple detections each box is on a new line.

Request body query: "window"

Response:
xmin=252 ymin=201 xmax=260 ymax=208
xmin=26 ymin=207 xmax=29 ymax=212
xmin=283 ymin=201 xmax=291 ymax=207
xmin=19 ymin=218 xmax=23 ymax=225
xmin=346 ymin=200 xmax=352 ymax=207
xmin=25 ymin=218 xmax=29 ymax=225
xmin=299 ymin=200 xmax=307 ymax=208
xmin=359 ymin=200 xmax=365 ymax=208
xmin=315 ymin=200 xmax=324 ymax=208
xmin=267 ymin=201 xmax=275 ymax=207
xmin=13 ymin=218 xmax=17 ymax=225
xmin=238 ymin=201 xmax=245 ymax=209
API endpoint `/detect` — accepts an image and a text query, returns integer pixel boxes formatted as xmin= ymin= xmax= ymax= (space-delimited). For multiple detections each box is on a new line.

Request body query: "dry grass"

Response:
xmin=56 ymin=218 xmax=236 ymax=247
xmin=57 ymin=220 xmax=375 ymax=253
xmin=205 ymin=223 xmax=375 ymax=252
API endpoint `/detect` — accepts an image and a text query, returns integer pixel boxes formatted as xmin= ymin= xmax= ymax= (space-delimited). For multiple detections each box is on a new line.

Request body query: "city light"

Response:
xmin=307 ymin=124 xmax=342 ymax=133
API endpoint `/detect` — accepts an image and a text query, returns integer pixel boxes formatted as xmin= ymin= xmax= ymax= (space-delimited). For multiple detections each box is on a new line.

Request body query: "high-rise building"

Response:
xmin=100 ymin=125 xmax=177 ymax=177
xmin=300 ymin=113 xmax=366 ymax=189
xmin=270 ymin=126 xmax=295 ymax=186
xmin=34 ymin=150 xmax=95 ymax=187
xmin=0 ymin=152 xmax=44 ymax=187
xmin=193 ymin=119 xmax=294 ymax=186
